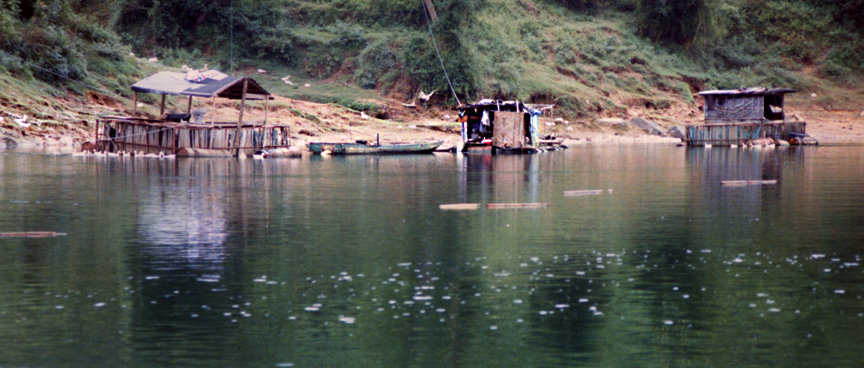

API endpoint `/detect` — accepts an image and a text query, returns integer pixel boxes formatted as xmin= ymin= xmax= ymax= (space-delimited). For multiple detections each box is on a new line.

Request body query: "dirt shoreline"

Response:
xmin=2 ymin=97 xmax=862 ymax=152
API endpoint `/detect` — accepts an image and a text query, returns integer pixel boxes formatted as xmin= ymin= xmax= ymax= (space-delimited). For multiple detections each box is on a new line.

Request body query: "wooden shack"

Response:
xmin=457 ymin=100 xmax=562 ymax=153
xmin=686 ymin=87 xmax=814 ymax=146
xmin=95 ymin=70 xmax=292 ymax=156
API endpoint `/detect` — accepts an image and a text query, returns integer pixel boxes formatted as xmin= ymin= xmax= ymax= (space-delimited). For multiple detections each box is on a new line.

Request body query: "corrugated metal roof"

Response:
xmin=131 ymin=71 xmax=272 ymax=100
xmin=457 ymin=100 xmax=536 ymax=113
xmin=698 ymin=87 xmax=796 ymax=96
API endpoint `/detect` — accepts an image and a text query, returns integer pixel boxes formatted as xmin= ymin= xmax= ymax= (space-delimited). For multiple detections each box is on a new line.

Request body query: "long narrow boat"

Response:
xmin=307 ymin=140 xmax=443 ymax=155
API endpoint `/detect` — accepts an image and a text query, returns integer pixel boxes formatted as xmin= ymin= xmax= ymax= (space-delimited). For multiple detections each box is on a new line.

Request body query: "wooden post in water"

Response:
xmin=235 ymin=77 xmax=249 ymax=157
xmin=261 ymin=97 xmax=270 ymax=150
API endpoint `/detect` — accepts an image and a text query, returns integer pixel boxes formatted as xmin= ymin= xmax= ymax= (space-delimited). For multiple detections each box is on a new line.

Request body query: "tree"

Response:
xmin=636 ymin=0 xmax=721 ymax=47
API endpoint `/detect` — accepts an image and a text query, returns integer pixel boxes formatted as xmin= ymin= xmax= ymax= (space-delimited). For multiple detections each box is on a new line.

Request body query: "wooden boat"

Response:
xmin=307 ymin=140 xmax=443 ymax=155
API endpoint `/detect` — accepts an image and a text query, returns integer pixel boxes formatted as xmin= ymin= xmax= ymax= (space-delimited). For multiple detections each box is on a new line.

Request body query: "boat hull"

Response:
xmin=308 ymin=140 xmax=443 ymax=155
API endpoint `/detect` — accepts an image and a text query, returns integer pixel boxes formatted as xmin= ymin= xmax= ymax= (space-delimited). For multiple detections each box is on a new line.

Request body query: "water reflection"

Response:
xmin=135 ymin=160 xmax=229 ymax=270
xmin=457 ymin=153 xmax=542 ymax=204
xmin=1 ymin=147 xmax=864 ymax=368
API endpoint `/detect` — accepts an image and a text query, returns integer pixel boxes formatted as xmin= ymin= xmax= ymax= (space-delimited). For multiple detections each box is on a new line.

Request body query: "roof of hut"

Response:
xmin=698 ymin=87 xmax=796 ymax=96
xmin=457 ymin=99 xmax=544 ymax=115
xmin=131 ymin=71 xmax=273 ymax=100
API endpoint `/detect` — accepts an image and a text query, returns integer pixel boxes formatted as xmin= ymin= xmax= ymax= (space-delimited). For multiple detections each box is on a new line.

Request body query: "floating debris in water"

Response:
xmin=0 ymin=231 xmax=67 ymax=238
xmin=338 ymin=316 xmax=356 ymax=324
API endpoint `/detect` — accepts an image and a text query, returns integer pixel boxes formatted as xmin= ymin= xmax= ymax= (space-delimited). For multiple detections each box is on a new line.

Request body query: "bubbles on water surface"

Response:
xmin=28 ymin=248 xmax=855 ymax=343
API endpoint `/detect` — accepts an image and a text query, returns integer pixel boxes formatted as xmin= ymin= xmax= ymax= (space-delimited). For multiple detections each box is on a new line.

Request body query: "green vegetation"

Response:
xmin=1 ymin=0 xmax=863 ymax=122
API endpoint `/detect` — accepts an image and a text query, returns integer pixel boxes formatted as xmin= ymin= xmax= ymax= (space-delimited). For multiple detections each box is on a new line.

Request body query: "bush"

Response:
xmin=355 ymin=39 xmax=403 ymax=89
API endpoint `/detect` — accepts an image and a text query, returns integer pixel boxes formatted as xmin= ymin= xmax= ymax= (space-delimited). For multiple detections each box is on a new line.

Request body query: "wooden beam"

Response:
xmin=487 ymin=203 xmax=548 ymax=209
xmin=211 ymin=96 xmax=216 ymax=126
xmin=132 ymin=91 xmax=138 ymax=116
xmin=721 ymin=180 xmax=777 ymax=186
xmin=235 ymin=77 xmax=249 ymax=157
xmin=423 ymin=0 xmax=438 ymax=21
xmin=264 ymin=98 xmax=269 ymax=126
xmin=187 ymin=95 xmax=193 ymax=114
xmin=243 ymin=93 xmax=269 ymax=100
xmin=439 ymin=203 xmax=479 ymax=211
xmin=159 ymin=94 xmax=166 ymax=118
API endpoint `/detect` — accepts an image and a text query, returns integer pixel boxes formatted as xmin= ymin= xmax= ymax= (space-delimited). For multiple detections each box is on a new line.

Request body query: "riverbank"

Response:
xmin=2 ymin=95 xmax=862 ymax=153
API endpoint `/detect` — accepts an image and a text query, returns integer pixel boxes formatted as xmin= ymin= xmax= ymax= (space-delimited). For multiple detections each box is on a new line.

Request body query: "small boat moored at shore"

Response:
xmin=307 ymin=139 xmax=443 ymax=155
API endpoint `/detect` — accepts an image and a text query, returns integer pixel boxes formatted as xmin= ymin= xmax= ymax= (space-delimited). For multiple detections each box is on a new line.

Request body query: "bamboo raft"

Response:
xmin=95 ymin=118 xmax=290 ymax=156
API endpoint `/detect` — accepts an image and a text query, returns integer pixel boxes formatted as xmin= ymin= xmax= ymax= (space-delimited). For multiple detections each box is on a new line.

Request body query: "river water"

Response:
xmin=1 ymin=145 xmax=863 ymax=368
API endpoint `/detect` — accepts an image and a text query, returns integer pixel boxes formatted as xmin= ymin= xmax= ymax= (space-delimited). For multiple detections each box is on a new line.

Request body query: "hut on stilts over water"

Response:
xmin=95 ymin=70 xmax=296 ymax=157
xmin=456 ymin=99 xmax=563 ymax=154
xmin=685 ymin=87 xmax=817 ymax=146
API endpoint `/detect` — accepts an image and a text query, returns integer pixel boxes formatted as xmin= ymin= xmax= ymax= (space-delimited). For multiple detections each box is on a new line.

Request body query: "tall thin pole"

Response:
xmin=230 ymin=0 xmax=234 ymax=75
xmin=235 ymin=77 xmax=248 ymax=157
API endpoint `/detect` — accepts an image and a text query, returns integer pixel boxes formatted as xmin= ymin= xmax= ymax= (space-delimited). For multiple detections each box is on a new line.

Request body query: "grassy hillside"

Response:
xmin=1 ymin=0 xmax=863 ymax=137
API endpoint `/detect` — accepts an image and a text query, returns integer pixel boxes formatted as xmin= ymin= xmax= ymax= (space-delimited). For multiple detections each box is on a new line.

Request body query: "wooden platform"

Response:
xmin=685 ymin=122 xmax=807 ymax=146
xmin=95 ymin=118 xmax=290 ymax=156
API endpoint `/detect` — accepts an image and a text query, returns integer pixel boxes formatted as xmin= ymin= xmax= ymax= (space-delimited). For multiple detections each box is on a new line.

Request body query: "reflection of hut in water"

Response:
xmin=686 ymin=88 xmax=816 ymax=146
xmin=457 ymin=100 xmax=564 ymax=153
xmin=95 ymin=70 xmax=294 ymax=157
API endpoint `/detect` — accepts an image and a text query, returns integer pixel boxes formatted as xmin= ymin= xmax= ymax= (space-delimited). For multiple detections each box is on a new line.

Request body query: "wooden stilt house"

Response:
xmin=457 ymin=100 xmax=563 ymax=153
xmin=686 ymin=87 xmax=815 ymax=146
xmin=95 ymin=70 xmax=292 ymax=156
